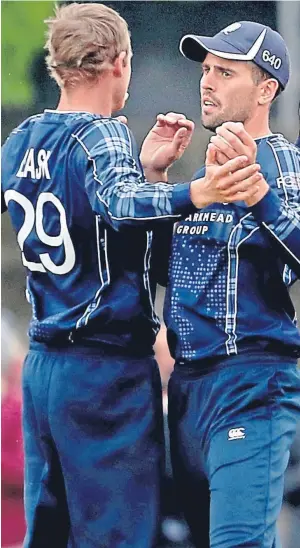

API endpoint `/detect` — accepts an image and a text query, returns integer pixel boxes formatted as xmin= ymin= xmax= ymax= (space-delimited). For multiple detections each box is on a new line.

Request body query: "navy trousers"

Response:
xmin=168 ymin=358 xmax=300 ymax=548
xmin=22 ymin=343 xmax=164 ymax=548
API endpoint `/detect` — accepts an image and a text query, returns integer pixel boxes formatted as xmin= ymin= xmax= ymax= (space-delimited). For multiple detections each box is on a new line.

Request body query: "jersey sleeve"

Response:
xmin=192 ymin=165 xmax=206 ymax=180
xmin=72 ymin=118 xmax=195 ymax=231
xmin=251 ymin=140 xmax=300 ymax=277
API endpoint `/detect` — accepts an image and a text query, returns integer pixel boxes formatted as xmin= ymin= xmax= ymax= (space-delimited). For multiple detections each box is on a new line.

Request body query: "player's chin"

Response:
xmin=112 ymin=95 xmax=126 ymax=113
xmin=115 ymin=99 xmax=126 ymax=112
xmin=201 ymin=114 xmax=218 ymax=132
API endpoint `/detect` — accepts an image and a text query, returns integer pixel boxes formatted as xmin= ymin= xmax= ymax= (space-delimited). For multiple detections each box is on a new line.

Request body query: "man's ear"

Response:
xmin=112 ymin=51 xmax=127 ymax=77
xmin=258 ymin=78 xmax=279 ymax=105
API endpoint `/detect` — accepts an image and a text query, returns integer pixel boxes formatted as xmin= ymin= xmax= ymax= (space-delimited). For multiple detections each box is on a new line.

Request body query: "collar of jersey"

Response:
xmin=44 ymin=109 xmax=98 ymax=115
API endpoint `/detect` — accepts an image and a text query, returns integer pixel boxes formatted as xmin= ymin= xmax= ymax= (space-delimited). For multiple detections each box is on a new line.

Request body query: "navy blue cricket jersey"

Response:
xmin=1 ymin=110 xmax=193 ymax=352
xmin=164 ymin=134 xmax=300 ymax=364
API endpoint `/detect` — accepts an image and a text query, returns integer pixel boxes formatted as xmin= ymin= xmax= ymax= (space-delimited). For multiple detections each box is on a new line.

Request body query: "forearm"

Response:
xmin=90 ymin=165 xmax=196 ymax=231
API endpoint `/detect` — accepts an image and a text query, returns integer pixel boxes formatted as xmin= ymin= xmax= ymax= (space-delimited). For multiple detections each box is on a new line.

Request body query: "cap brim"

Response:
xmin=179 ymin=34 xmax=251 ymax=62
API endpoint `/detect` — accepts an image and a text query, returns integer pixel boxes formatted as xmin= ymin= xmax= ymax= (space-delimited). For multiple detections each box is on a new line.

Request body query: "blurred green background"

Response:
xmin=2 ymin=1 xmax=54 ymax=105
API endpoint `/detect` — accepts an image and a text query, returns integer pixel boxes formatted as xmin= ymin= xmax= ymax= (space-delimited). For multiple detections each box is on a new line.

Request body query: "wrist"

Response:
xmin=245 ymin=179 xmax=269 ymax=207
xmin=190 ymin=178 xmax=212 ymax=209
xmin=144 ymin=168 xmax=168 ymax=183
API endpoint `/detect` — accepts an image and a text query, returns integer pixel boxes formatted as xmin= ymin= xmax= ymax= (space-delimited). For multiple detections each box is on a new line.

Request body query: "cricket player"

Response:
xmin=1 ymin=4 xmax=260 ymax=547
xmin=163 ymin=21 xmax=300 ymax=548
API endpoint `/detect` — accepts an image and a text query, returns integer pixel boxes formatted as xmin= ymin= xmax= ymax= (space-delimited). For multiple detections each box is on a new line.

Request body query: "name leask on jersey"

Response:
xmin=17 ymin=148 xmax=51 ymax=180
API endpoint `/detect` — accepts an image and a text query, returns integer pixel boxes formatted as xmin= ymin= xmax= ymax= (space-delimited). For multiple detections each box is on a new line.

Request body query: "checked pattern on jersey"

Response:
xmin=72 ymin=118 xmax=178 ymax=228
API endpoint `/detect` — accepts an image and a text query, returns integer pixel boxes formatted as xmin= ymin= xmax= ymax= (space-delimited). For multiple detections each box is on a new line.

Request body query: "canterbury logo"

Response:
xmin=228 ymin=427 xmax=246 ymax=440
xmin=222 ymin=23 xmax=242 ymax=35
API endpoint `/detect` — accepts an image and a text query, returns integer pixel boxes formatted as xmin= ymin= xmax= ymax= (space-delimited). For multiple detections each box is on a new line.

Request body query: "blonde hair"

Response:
xmin=45 ymin=2 xmax=131 ymax=88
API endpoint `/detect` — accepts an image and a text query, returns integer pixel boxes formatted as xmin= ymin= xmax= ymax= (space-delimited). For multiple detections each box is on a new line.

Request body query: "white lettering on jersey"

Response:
xmin=17 ymin=148 xmax=51 ymax=180
xmin=184 ymin=212 xmax=233 ymax=223
xmin=276 ymin=174 xmax=300 ymax=190
xmin=176 ymin=224 xmax=209 ymax=235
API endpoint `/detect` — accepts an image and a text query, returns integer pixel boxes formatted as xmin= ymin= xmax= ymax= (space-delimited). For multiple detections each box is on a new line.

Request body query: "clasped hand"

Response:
xmin=206 ymin=122 xmax=269 ymax=206
xmin=140 ymin=112 xmax=195 ymax=181
xmin=138 ymin=113 xmax=269 ymax=208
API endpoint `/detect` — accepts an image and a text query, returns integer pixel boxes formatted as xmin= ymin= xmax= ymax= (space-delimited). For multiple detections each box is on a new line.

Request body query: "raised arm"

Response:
xmin=75 ymin=118 xmax=261 ymax=231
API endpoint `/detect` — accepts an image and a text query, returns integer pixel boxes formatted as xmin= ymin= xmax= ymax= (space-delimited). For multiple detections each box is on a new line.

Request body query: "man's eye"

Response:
xmin=222 ymin=71 xmax=231 ymax=78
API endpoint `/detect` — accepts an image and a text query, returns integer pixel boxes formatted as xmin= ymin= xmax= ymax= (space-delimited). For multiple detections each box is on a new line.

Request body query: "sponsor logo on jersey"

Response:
xmin=228 ymin=427 xmax=246 ymax=441
xmin=276 ymin=174 xmax=300 ymax=190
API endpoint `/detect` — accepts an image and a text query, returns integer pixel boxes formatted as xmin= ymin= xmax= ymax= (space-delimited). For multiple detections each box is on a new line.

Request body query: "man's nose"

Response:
xmin=201 ymin=72 xmax=216 ymax=91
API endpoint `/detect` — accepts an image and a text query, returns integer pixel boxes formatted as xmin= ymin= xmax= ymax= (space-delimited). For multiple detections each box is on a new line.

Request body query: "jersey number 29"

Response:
xmin=4 ymin=190 xmax=75 ymax=275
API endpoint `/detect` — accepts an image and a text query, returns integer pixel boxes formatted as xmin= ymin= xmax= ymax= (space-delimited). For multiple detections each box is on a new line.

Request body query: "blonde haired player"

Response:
xmin=1 ymin=4 xmax=261 ymax=546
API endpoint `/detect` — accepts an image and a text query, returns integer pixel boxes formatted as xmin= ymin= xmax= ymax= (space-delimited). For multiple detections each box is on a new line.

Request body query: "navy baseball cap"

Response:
xmin=180 ymin=21 xmax=290 ymax=89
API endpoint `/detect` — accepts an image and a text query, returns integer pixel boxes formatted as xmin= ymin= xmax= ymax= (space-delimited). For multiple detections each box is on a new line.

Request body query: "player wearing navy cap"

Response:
xmin=1 ymin=4 xmax=262 ymax=547
xmin=163 ymin=21 xmax=300 ymax=548
xmin=180 ymin=21 xmax=290 ymax=90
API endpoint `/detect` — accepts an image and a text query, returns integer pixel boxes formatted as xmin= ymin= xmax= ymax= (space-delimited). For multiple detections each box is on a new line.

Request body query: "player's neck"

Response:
xmin=243 ymin=110 xmax=272 ymax=139
xmin=56 ymin=82 xmax=113 ymax=117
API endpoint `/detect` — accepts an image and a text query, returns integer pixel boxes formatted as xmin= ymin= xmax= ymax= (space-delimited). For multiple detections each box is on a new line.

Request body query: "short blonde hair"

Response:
xmin=45 ymin=2 xmax=131 ymax=88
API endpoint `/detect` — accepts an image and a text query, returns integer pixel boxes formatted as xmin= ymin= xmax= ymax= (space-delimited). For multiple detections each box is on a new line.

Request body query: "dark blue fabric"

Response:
xmin=1 ymin=110 xmax=191 ymax=349
xmin=168 ymin=361 xmax=300 ymax=548
xmin=22 ymin=346 xmax=164 ymax=547
xmin=165 ymin=134 xmax=300 ymax=364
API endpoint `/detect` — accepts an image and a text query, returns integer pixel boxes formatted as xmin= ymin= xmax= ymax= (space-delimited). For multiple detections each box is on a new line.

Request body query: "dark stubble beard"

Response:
xmin=201 ymin=102 xmax=253 ymax=132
